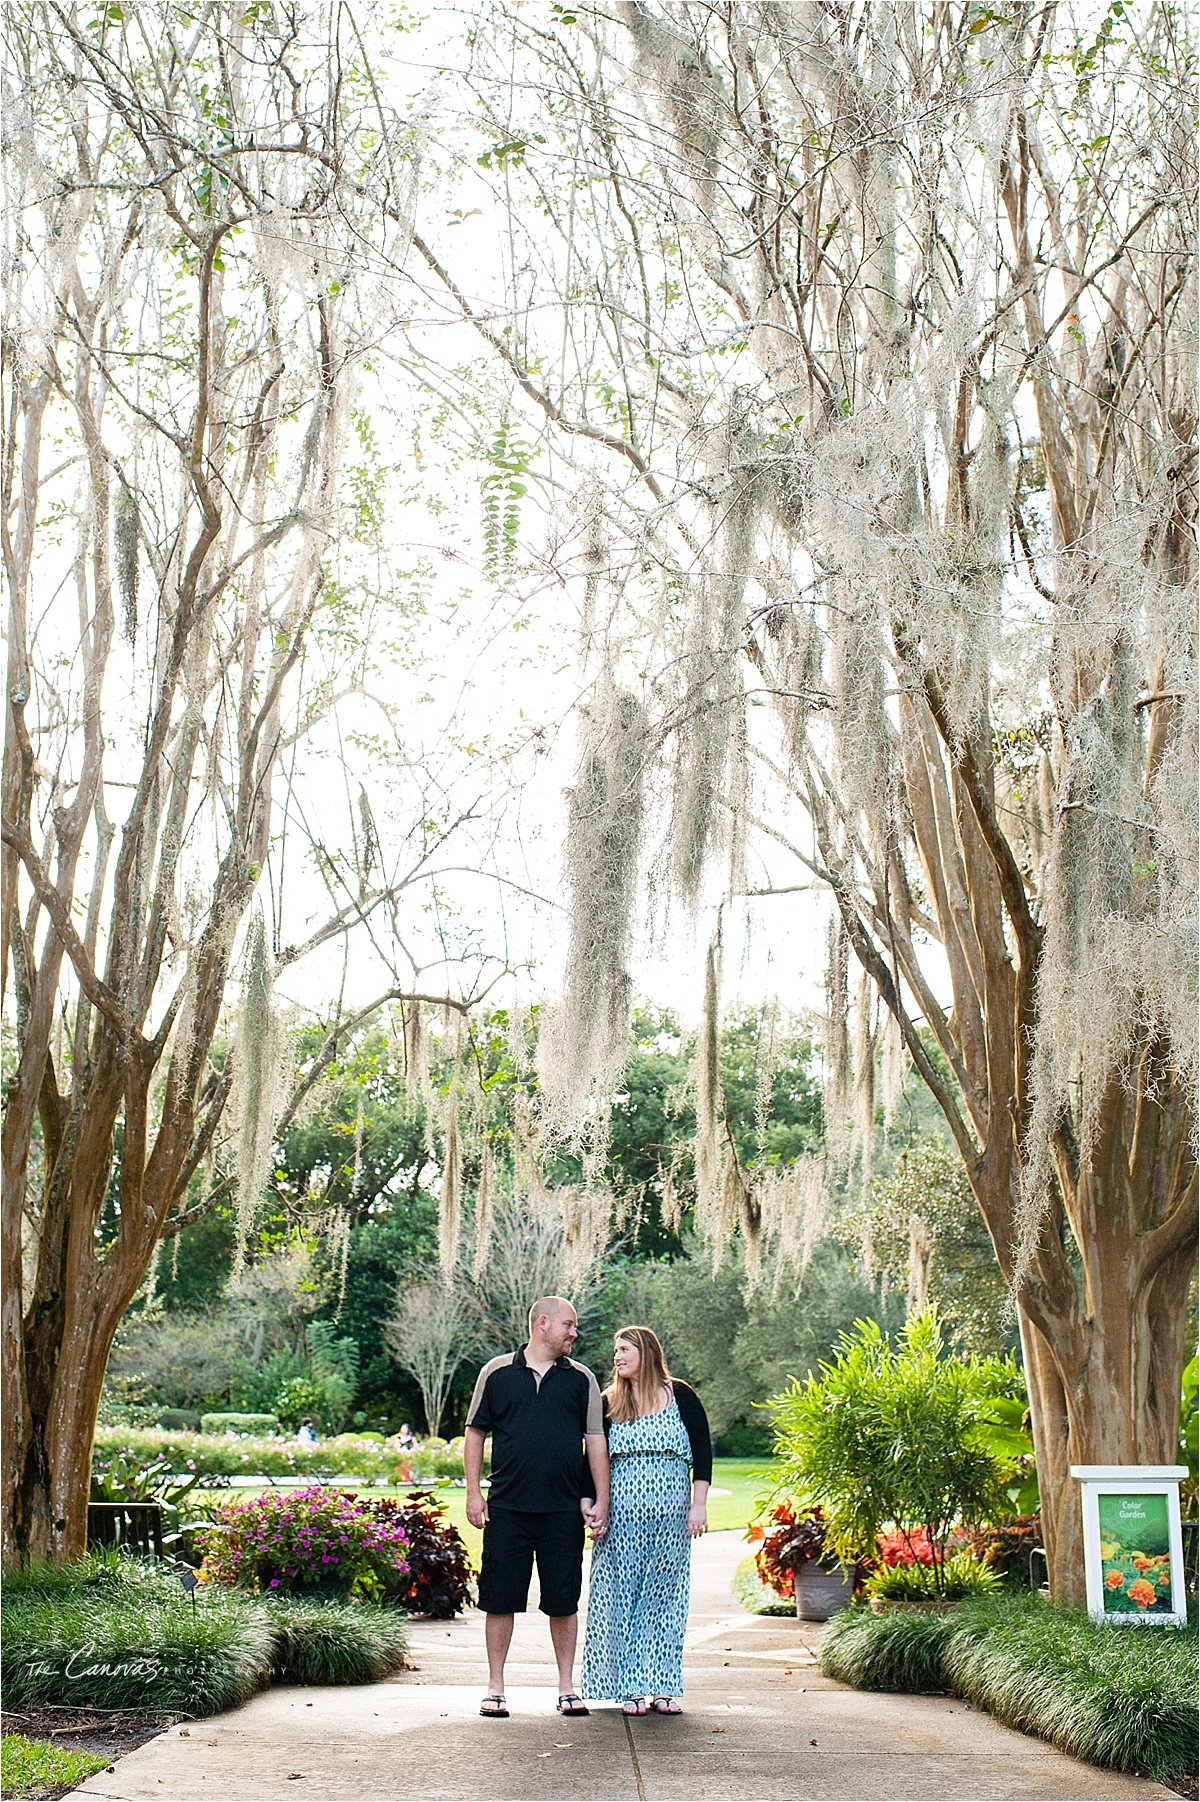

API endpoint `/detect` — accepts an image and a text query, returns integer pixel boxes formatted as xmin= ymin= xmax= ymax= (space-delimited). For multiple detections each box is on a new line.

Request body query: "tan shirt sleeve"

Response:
xmin=466 ymin=1354 xmax=512 ymax=1429
xmin=583 ymin=1367 xmax=604 ymax=1435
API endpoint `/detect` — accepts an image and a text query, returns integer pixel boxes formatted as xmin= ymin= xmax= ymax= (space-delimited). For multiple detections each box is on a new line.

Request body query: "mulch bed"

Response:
xmin=2 ymin=1708 xmax=169 ymax=1798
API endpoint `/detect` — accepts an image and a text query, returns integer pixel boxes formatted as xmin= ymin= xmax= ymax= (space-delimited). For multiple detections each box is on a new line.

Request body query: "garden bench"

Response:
xmin=87 ymin=1501 xmax=164 ymax=1558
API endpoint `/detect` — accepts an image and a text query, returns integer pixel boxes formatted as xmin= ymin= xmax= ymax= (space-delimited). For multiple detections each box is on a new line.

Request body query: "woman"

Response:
xmin=581 ymin=1325 xmax=711 ymax=1716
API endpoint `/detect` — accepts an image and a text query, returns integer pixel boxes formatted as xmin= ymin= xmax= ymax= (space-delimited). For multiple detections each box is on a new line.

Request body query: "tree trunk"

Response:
xmin=1019 ymin=1181 xmax=1195 ymax=1604
xmin=5 ymin=1171 xmax=152 ymax=1563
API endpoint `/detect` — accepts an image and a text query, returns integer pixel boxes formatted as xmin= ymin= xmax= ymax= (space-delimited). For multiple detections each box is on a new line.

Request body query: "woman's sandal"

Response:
xmin=621 ymin=1698 xmax=648 ymax=1716
xmin=557 ymin=1694 xmax=590 ymax=1717
xmin=480 ymin=1694 xmax=509 ymax=1718
xmin=649 ymin=1697 xmax=682 ymax=1714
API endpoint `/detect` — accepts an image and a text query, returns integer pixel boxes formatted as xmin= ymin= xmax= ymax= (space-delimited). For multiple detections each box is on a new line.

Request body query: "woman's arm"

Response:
xmin=673 ymin=1381 xmax=712 ymax=1537
xmin=672 ymin=1381 xmax=713 ymax=1483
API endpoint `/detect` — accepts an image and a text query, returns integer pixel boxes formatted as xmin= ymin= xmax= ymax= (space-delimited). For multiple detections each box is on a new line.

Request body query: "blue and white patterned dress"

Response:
xmin=580 ymin=1399 xmax=693 ymax=1702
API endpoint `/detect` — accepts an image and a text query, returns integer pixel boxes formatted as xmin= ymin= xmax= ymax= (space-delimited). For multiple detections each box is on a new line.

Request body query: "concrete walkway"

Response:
xmin=77 ymin=1533 xmax=1174 ymax=1801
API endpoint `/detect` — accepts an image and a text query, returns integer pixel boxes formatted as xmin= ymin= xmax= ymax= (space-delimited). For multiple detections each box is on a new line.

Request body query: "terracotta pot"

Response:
xmin=795 ymin=1557 xmax=856 ymax=1621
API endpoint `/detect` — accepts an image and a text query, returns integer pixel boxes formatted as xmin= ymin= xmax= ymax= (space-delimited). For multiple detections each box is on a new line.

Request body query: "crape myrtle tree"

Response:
xmin=413 ymin=2 xmax=1197 ymax=1598
xmin=0 ymin=0 xmax=512 ymax=1562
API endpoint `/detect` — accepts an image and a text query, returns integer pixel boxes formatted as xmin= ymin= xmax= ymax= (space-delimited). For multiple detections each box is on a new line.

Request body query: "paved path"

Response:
xmin=77 ymin=1533 xmax=1173 ymax=1801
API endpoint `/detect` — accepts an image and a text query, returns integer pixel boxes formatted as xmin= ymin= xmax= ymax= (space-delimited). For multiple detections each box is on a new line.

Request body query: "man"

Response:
xmin=464 ymin=1296 xmax=610 ymax=1719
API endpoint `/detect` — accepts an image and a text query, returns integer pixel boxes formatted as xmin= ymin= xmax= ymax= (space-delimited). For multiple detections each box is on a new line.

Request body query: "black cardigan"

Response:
xmin=600 ymin=1379 xmax=713 ymax=1485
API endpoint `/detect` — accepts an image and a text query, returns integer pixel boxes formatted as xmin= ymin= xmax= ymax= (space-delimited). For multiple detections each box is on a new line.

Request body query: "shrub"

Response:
xmin=200 ymin=1412 xmax=280 ymax=1435
xmin=769 ymin=1307 xmax=1020 ymax=1585
xmin=745 ymin=1502 xmax=829 ymax=1599
xmin=363 ymin=1491 xmax=472 ymax=1617
xmin=1 ymin=1555 xmax=409 ymax=1716
xmin=1 ymin=1734 xmax=109 ymax=1797
xmin=156 ymin=1408 xmax=202 ymax=1431
xmin=874 ymin=1525 xmax=938 ymax=1567
xmin=197 ymin=1486 xmax=409 ymax=1600
xmin=820 ymin=1592 xmax=1199 ymax=1786
xmin=866 ymin=1551 xmax=1002 ymax=1602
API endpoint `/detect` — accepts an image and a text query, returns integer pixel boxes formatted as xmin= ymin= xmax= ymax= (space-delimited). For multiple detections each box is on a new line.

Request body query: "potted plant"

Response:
xmin=748 ymin=1502 xmax=856 ymax=1621
xmin=767 ymin=1308 xmax=1019 ymax=1602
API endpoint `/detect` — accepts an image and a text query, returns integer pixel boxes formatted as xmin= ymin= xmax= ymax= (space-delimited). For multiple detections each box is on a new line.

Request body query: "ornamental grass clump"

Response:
xmin=265 ymin=1598 xmax=409 ymax=1683
xmin=2 ymin=1553 xmax=409 ymax=1715
xmin=3 ymin=1554 xmax=274 ymax=1714
xmin=199 ymin=1486 xmax=408 ymax=1600
xmin=820 ymin=1592 xmax=1198 ymax=1786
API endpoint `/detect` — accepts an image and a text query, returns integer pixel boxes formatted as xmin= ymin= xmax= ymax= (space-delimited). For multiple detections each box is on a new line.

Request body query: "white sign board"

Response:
xmin=1070 ymin=1465 xmax=1187 ymax=1627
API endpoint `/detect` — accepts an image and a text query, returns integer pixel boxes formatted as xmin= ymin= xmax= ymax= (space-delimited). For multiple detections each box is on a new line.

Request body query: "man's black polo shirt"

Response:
xmin=466 ymin=1347 xmax=603 ymax=1512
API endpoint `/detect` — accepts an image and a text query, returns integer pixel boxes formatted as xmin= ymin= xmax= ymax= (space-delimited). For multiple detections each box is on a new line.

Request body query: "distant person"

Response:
xmin=580 ymin=1325 xmax=711 ymax=1715
xmin=464 ymin=1296 xmax=610 ymax=1719
xmin=395 ymin=1422 xmax=417 ymax=1453
xmin=296 ymin=1418 xmax=318 ymax=1447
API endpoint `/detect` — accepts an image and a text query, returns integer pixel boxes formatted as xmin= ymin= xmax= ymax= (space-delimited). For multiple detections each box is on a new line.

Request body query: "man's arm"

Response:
xmin=464 ymin=1426 xmax=489 ymax=1528
xmin=584 ymin=1432 xmax=610 ymax=1536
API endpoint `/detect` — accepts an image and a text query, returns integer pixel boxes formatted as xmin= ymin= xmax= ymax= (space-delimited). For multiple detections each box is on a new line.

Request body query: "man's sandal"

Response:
xmin=557 ymin=1694 xmax=590 ymax=1717
xmin=621 ymin=1699 xmax=647 ymax=1716
xmin=480 ymin=1694 xmax=509 ymax=1718
xmin=649 ymin=1697 xmax=682 ymax=1714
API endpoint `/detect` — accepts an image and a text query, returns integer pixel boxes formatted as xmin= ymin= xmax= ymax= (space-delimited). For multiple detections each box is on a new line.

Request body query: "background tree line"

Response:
xmin=107 ymin=1002 xmax=1010 ymax=1444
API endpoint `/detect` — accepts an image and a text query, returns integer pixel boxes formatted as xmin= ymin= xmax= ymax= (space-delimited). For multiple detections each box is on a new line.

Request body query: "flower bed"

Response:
xmin=197 ymin=1487 xmax=409 ymax=1601
xmin=92 ymin=1426 xmax=475 ymax=1484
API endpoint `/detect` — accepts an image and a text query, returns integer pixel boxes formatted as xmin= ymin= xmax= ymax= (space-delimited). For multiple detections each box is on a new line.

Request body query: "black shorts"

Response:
xmin=477 ymin=1506 xmax=585 ymax=1616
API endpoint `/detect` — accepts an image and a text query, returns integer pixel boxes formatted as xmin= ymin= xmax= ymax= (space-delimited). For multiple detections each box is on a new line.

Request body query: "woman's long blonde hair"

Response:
xmin=604 ymin=1325 xmax=673 ymax=1425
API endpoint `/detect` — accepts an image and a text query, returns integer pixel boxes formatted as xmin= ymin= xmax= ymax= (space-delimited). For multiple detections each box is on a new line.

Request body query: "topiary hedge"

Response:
xmin=199 ymin=1413 xmax=281 ymax=1436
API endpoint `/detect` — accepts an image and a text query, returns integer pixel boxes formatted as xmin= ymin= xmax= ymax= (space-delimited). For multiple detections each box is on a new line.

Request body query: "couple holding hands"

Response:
xmin=463 ymin=1296 xmax=712 ymax=1719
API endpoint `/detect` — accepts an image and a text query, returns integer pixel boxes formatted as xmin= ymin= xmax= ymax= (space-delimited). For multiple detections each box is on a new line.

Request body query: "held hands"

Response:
xmin=466 ymin=1490 xmax=489 ymax=1530
xmin=581 ymin=1498 xmax=609 ymax=1540
xmin=687 ymin=1502 xmax=707 ymax=1539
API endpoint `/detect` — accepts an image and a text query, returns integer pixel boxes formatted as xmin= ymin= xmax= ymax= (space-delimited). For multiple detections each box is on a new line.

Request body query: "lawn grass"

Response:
xmin=2 ymin=1554 xmax=408 ymax=1717
xmin=821 ymin=1592 xmax=1198 ymax=1786
xmin=0 ymin=1732 xmax=109 ymax=1797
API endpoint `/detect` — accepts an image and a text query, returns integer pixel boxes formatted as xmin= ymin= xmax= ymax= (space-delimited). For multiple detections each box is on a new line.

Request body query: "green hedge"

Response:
xmin=92 ymin=1426 xmax=475 ymax=1483
xmin=3 ymin=1556 xmax=408 ymax=1716
xmin=821 ymin=1594 xmax=1198 ymax=1785
xmin=199 ymin=1413 xmax=280 ymax=1435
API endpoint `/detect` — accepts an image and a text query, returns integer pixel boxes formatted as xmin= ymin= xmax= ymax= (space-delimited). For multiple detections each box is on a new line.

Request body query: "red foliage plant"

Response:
xmin=747 ymin=1503 xmax=829 ymax=1599
xmin=365 ymin=1490 xmax=473 ymax=1618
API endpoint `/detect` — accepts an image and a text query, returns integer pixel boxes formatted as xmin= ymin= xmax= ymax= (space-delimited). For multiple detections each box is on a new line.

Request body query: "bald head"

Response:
xmin=528 ymin=1295 xmax=574 ymax=1335
xmin=526 ymin=1295 xmax=579 ymax=1359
